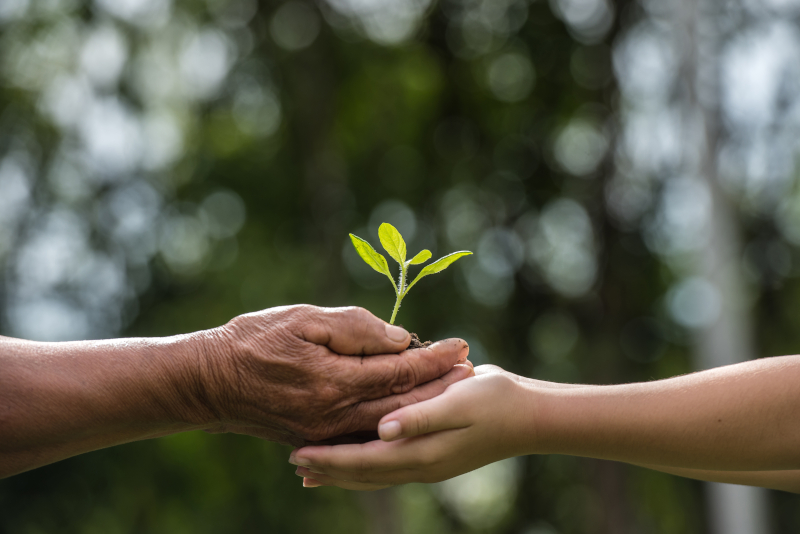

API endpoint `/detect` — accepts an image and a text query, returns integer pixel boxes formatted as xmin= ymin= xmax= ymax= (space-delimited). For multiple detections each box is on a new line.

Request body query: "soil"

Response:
xmin=407 ymin=332 xmax=433 ymax=349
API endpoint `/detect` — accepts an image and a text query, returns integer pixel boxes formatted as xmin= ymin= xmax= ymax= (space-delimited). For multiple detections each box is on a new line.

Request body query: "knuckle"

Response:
xmin=342 ymin=305 xmax=368 ymax=318
xmin=476 ymin=364 xmax=503 ymax=375
xmin=224 ymin=313 xmax=250 ymax=337
xmin=339 ymin=307 xmax=374 ymax=328
xmin=353 ymin=306 xmax=375 ymax=324
xmin=288 ymin=304 xmax=318 ymax=323
xmin=318 ymin=385 xmax=342 ymax=406
xmin=340 ymin=307 xmax=372 ymax=333
xmin=486 ymin=372 xmax=514 ymax=390
xmin=268 ymin=305 xmax=301 ymax=321
xmin=333 ymin=306 xmax=358 ymax=322
xmin=390 ymin=359 xmax=418 ymax=395
xmin=354 ymin=308 xmax=372 ymax=334
xmin=414 ymin=411 xmax=431 ymax=435
xmin=416 ymin=448 xmax=439 ymax=469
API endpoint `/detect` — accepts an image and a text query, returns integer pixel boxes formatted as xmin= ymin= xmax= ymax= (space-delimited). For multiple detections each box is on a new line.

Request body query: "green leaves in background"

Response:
xmin=378 ymin=223 xmax=406 ymax=264
xmin=407 ymin=249 xmax=431 ymax=265
xmin=406 ymin=251 xmax=472 ymax=291
xmin=349 ymin=233 xmax=396 ymax=291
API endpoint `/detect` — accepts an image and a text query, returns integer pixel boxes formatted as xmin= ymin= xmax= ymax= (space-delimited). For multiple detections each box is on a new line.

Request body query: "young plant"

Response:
xmin=349 ymin=223 xmax=472 ymax=325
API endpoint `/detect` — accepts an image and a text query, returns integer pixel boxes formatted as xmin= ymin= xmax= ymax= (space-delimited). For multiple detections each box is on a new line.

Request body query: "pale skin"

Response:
xmin=0 ymin=305 xmax=472 ymax=479
xmin=291 ymin=357 xmax=800 ymax=494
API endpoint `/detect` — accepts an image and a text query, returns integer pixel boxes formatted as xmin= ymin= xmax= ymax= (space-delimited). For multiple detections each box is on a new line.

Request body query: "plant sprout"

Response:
xmin=349 ymin=223 xmax=472 ymax=325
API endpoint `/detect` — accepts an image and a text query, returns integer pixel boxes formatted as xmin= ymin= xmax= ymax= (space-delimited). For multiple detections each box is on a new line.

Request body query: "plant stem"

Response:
xmin=389 ymin=262 xmax=407 ymax=325
xmin=389 ymin=296 xmax=401 ymax=325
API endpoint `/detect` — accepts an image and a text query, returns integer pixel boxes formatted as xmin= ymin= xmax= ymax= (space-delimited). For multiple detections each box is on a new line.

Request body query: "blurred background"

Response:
xmin=1 ymin=0 xmax=800 ymax=531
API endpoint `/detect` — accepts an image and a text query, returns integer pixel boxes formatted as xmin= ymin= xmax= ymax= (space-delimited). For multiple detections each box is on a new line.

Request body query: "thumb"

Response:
xmin=298 ymin=306 xmax=411 ymax=355
xmin=377 ymin=376 xmax=473 ymax=441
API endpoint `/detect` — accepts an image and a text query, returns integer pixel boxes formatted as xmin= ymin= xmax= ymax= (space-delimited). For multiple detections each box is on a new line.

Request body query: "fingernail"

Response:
xmin=457 ymin=344 xmax=470 ymax=363
xmin=289 ymin=456 xmax=311 ymax=467
xmin=378 ymin=420 xmax=402 ymax=441
xmin=385 ymin=324 xmax=409 ymax=343
xmin=295 ymin=466 xmax=316 ymax=477
xmin=303 ymin=478 xmax=324 ymax=488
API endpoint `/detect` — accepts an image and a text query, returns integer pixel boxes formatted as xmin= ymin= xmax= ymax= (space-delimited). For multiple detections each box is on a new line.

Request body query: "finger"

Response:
xmin=298 ymin=469 xmax=392 ymax=491
xmin=309 ymin=431 xmax=379 ymax=445
xmin=292 ymin=440 xmax=409 ymax=473
xmin=295 ymin=306 xmax=411 ymax=355
xmin=298 ymin=463 xmax=418 ymax=487
xmin=302 ymin=477 xmax=327 ymax=488
xmin=376 ymin=381 xmax=474 ymax=441
xmin=342 ymin=338 xmax=470 ymax=402
xmin=294 ymin=442 xmax=418 ymax=481
xmin=338 ymin=363 xmax=473 ymax=436
xmin=293 ymin=432 xmax=448 ymax=473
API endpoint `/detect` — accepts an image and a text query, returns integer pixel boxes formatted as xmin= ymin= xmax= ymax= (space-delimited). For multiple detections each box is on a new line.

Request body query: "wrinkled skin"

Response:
xmin=195 ymin=305 xmax=471 ymax=447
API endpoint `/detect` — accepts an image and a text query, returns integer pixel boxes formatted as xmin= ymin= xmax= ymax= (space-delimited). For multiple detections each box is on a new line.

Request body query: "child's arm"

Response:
xmin=291 ymin=357 xmax=800 ymax=492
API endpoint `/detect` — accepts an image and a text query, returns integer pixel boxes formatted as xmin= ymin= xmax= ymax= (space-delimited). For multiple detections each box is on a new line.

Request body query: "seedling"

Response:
xmin=349 ymin=223 xmax=472 ymax=325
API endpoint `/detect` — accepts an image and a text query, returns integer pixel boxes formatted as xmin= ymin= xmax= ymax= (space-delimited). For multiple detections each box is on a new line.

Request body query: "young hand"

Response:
xmin=289 ymin=365 xmax=536 ymax=490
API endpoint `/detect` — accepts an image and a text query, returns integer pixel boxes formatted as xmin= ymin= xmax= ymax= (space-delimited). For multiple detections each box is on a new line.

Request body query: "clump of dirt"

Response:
xmin=396 ymin=324 xmax=432 ymax=349
xmin=407 ymin=332 xmax=432 ymax=349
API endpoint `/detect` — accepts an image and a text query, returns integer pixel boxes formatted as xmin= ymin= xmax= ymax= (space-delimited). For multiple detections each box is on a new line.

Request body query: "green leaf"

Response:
xmin=349 ymin=234 xmax=394 ymax=287
xmin=405 ymin=251 xmax=472 ymax=293
xmin=378 ymin=223 xmax=406 ymax=265
xmin=407 ymin=249 xmax=431 ymax=265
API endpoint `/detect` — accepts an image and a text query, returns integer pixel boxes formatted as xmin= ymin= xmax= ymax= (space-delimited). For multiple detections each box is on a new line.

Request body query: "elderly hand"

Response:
xmin=192 ymin=305 xmax=471 ymax=447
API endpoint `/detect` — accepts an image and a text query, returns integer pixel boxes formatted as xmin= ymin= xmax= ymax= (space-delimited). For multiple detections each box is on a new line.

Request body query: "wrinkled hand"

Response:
xmin=289 ymin=365 xmax=533 ymax=490
xmin=191 ymin=305 xmax=471 ymax=447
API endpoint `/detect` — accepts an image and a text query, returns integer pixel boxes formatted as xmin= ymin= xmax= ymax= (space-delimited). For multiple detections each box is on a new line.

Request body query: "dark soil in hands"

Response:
xmin=408 ymin=332 xmax=432 ymax=349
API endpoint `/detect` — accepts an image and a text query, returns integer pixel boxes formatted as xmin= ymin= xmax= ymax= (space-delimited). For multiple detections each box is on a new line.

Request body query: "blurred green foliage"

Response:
xmin=1 ymin=0 xmax=799 ymax=532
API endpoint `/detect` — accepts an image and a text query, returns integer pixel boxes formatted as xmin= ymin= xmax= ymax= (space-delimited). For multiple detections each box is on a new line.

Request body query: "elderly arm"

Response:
xmin=0 ymin=305 xmax=470 ymax=479
xmin=0 ymin=333 xmax=209 ymax=478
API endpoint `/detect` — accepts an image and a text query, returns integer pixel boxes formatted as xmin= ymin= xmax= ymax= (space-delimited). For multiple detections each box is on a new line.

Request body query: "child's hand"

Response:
xmin=289 ymin=365 xmax=536 ymax=490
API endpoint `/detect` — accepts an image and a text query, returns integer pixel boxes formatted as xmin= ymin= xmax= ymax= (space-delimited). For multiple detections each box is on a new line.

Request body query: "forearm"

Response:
xmin=0 ymin=334 xmax=216 ymax=478
xmin=527 ymin=356 xmax=800 ymax=471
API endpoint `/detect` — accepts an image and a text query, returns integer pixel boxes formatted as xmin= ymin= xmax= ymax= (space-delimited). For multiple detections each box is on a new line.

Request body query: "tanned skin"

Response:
xmin=0 ymin=305 xmax=472 ymax=478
